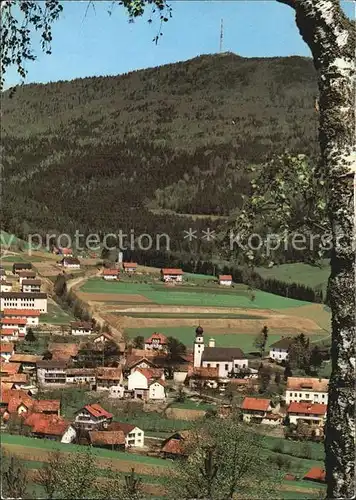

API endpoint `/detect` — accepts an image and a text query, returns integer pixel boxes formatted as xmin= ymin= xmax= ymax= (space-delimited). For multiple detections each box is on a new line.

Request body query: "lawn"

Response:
xmin=0 ymin=254 xmax=44 ymax=262
xmin=124 ymin=327 xmax=324 ymax=351
xmin=256 ymin=260 xmax=330 ymax=295
xmin=40 ymin=301 xmax=75 ymax=325
xmin=115 ymin=312 xmax=265 ymax=319
xmin=81 ymin=279 xmax=310 ymax=309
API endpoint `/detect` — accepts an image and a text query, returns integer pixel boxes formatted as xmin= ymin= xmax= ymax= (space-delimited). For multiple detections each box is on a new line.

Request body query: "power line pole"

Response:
xmin=220 ymin=19 xmax=223 ymax=53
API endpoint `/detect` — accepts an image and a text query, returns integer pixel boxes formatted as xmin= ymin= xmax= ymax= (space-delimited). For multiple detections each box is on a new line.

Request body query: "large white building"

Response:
xmin=128 ymin=368 xmax=166 ymax=400
xmin=193 ymin=326 xmax=249 ymax=378
xmin=285 ymin=377 xmax=329 ymax=405
xmin=0 ymin=292 xmax=47 ymax=313
xmin=2 ymin=309 xmax=41 ymax=326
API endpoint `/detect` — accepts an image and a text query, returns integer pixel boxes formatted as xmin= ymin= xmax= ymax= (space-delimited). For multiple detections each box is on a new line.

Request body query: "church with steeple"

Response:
xmin=193 ymin=325 xmax=249 ymax=379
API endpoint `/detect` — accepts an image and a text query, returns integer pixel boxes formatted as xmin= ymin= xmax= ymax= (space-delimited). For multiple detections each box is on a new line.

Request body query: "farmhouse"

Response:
xmin=89 ymin=430 xmax=125 ymax=451
xmin=74 ymin=403 xmax=113 ymax=431
xmin=21 ymin=279 xmax=41 ymax=293
xmin=65 ymin=368 xmax=96 ymax=386
xmin=3 ymin=309 xmax=41 ymax=326
xmin=218 ymin=275 xmax=232 ymax=286
xmin=9 ymin=354 xmax=42 ymax=372
xmin=102 ymin=268 xmax=119 ymax=280
xmin=125 ymin=355 xmax=158 ymax=375
xmin=0 ymin=328 xmax=22 ymax=342
xmin=12 ymin=263 xmax=32 ymax=275
xmin=161 ymin=431 xmax=191 ymax=459
xmin=188 ymin=366 xmax=220 ymax=390
xmin=0 ymin=292 xmax=47 ymax=313
xmin=122 ymin=262 xmax=137 ymax=273
xmin=18 ymin=271 xmax=36 ymax=284
xmin=144 ymin=332 xmax=168 ymax=352
xmin=48 ymin=342 xmax=79 ymax=362
xmin=107 ymin=421 xmax=144 ymax=448
xmin=0 ymin=282 xmax=12 ymax=292
xmin=285 ymin=377 xmax=329 ymax=405
xmin=1 ymin=317 xmax=27 ymax=336
xmin=194 ymin=327 xmax=249 ymax=379
xmin=70 ymin=321 xmax=93 ymax=336
xmin=60 ymin=257 xmax=80 ymax=269
xmin=37 ymin=360 xmax=68 ymax=386
xmin=161 ymin=268 xmax=183 ymax=283
xmin=1 ymin=389 xmax=34 ymax=416
xmin=128 ymin=367 xmax=166 ymax=400
xmin=241 ymin=397 xmax=281 ymax=425
xmin=269 ymin=337 xmax=294 ymax=362
xmin=287 ymin=401 xmax=327 ymax=426
xmin=0 ymin=343 xmax=15 ymax=362
xmin=96 ymin=367 xmax=123 ymax=391
xmin=24 ymin=413 xmax=70 ymax=440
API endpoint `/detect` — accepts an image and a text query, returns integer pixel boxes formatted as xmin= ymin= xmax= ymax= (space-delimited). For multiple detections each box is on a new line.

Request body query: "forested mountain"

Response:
xmin=1 ymin=52 xmax=319 ymax=255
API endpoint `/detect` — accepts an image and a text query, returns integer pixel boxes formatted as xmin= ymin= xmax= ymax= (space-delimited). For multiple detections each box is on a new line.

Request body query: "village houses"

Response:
xmin=269 ymin=337 xmax=294 ymax=362
xmin=107 ymin=421 xmax=144 ymax=448
xmin=241 ymin=397 xmax=281 ymax=425
xmin=21 ymin=279 xmax=41 ymax=293
xmin=0 ymin=343 xmax=15 ymax=362
xmin=0 ymin=269 xmax=7 ymax=281
xmin=12 ymin=263 xmax=33 ymax=275
xmin=160 ymin=268 xmax=183 ymax=283
xmin=122 ymin=262 xmax=137 ymax=273
xmin=74 ymin=403 xmax=113 ymax=431
xmin=0 ymin=282 xmax=12 ymax=292
xmin=285 ymin=377 xmax=329 ymax=405
xmin=218 ymin=274 xmax=233 ymax=286
xmin=287 ymin=401 xmax=327 ymax=427
xmin=128 ymin=367 xmax=166 ymax=400
xmin=60 ymin=257 xmax=80 ymax=269
xmin=144 ymin=332 xmax=168 ymax=352
xmin=18 ymin=271 xmax=37 ymax=284
xmin=102 ymin=268 xmax=119 ymax=280
xmin=1 ymin=317 xmax=27 ymax=336
xmin=70 ymin=321 xmax=93 ymax=336
xmin=1 ymin=329 xmax=23 ymax=342
xmin=3 ymin=309 xmax=41 ymax=326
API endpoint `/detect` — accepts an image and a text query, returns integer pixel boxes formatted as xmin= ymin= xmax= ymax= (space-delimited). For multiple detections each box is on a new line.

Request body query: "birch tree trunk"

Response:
xmin=278 ymin=1 xmax=355 ymax=497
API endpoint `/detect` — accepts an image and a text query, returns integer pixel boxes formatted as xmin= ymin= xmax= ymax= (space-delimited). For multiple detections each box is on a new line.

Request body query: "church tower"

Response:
xmin=193 ymin=325 xmax=205 ymax=368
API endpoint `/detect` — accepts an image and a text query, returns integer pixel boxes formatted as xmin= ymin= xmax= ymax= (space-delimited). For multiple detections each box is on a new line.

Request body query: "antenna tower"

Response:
xmin=220 ymin=19 xmax=223 ymax=53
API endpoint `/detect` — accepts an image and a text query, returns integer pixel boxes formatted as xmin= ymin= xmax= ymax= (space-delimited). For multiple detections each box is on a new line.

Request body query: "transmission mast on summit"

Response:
xmin=220 ymin=18 xmax=223 ymax=53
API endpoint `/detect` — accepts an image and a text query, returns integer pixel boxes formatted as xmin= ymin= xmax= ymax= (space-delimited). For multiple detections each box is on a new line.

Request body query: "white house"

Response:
xmin=218 ymin=275 xmax=232 ymax=286
xmin=2 ymin=309 xmax=40 ymax=326
xmin=61 ymin=425 xmax=77 ymax=444
xmin=0 ymin=328 xmax=21 ymax=342
xmin=122 ymin=262 xmax=137 ymax=273
xmin=0 ymin=282 xmax=12 ymax=292
xmin=285 ymin=377 xmax=329 ymax=405
xmin=144 ymin=332 xmax=168 ymax=352
xmin=21 ymin=279 xmax=41 ymax=293
xmin=161 ymin=268 xmax=183 ymax=283
xmin=0 ymin=342 xmax=15 ymax=362
xmin=60 ymin=257 xmax=80 ymax=269
xmin=109 ymin=384 xmax=125 ymax=399
xmin=74 ymin=403 xmax=113 ymax=431
xmin=102 ymin=268 xmax=119 ymax=280
xmin=0 ymin=292 xmax=47 ymax=313
xmin=269 ymin=337 xmax=294 ymax=362
xmin=1 ymin=318 xmax=27 ymax=336
xmin=108 ymin=422 xmax=144 ymax=448
xmin=18 ymin=271 xmax=37 ymax=284
xmin=128 ymin=368 xmax=166 ymax=400
xmin=70 ymin=321 xmax=92 ymax=336
xmin=65 ymin=368 xmax=96 ymax=386
xmin=37 ymin=360 xmax=68 ymax=386
xmin=287 ymin=401 xmax=327 ymax=427
xmin=193 ymin=327 xmax=249 ymax=379
xmin=93 ymin=332 xmax=113 ymax=343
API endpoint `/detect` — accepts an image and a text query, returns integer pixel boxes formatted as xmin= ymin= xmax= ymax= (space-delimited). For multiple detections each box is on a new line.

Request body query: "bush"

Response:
xmin=272 ymin=442 xmax=285 ymax=454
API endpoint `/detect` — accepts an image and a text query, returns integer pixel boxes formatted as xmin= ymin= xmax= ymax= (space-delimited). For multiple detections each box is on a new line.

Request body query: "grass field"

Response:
xmin=256 ymin=260 xmax=330 ymax=295
xmin=124 ymin=326 xmax=325 ymax=351
xmin=115 ymin=312 xmax=266 ymax=319
xmin=81 ymin=279 xmax=310 ymax=309
xmin=40 ymin=301 xmax=75 ymax=325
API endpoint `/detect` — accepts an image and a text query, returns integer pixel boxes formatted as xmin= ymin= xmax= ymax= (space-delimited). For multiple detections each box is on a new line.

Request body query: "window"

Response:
xmin=225 ymin=364 xmax=228 ymax=370
xmin=216 ymin=363 xmax=219 ymax=368
xmin=305 ymin=394 xmax=309 ymax=398
xmin=207 ymin=363 xmax=210 ymax=368
xmin=234 ymin=364 xmax=238 ymax=369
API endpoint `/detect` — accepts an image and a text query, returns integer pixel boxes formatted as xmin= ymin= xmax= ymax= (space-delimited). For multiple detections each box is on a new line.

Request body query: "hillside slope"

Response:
xmin=2 ymin=53 xmax=318 ymax=248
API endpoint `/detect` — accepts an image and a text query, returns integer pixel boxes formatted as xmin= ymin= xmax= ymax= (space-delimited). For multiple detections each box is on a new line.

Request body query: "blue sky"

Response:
xmin=4 ymin=0 xmax=355 ymax=88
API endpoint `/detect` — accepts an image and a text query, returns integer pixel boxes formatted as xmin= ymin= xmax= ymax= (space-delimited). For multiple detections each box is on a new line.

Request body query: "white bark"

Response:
xmin=277 ymin=1 xmax=355 ymax=498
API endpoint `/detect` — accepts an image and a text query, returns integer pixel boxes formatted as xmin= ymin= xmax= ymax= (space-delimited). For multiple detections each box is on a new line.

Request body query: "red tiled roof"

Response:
xmin=3 ymin=309 xmax=41 ymax=317
xmin=1 ymin=329 xmax=19 ymax=336
xmin=286 ymin=377 xmax=328 ymax=393
xmin=89 ymin=430 xmax=125 ymax=445
xmin=287 ymin=402 xmax=327 ymax=416
xmin=149 ymin=379 xmax=166 ymax=387
xmin=103 ymin=268 xmax=119 ymax=276
xmin=0 ymin=343 xmax=14 ymax=353
xmin=241 ymin=397 xmax=271 ymax=412
xmin=0 ymin=389 xmax=32 ymax=405
xmin=162 ymin=438 xmax=185 ymax=455
xmin=303 ymin=467 xmax=326 ymax=482
xmin=32 ymin=400 xmax=60 ymax=413
xmin=188 ymin=365 xmax=219 ymax=379
xmin=161 ymin=268 xmax=183 ymax=275
xmin=48 ymin=343 xmax=79 ymax=360
xmin=219 ymin=275 xmax=232 ymax=281
xmin=2 ymin=374 xmax=28 ymax=384
xmin=10 ymin=354 xmax=42 ymax=364
xmin=107 ymin=421 xmax=136 ymax=435
xmin=7 ymin=393 xmax=34 ymax=413
xmin=0 ymin=362 xmax=21 ymax=375
xmin=96 ymin=367 xmax=122 ymax=380
xmin=123 ymin=262 xmax=137 ymax=268
xmin=61 ymin=248 xmax=72 ymax=255
xmin=136 ymin=367 xmax=164 ymax=381
xmin=84 ymin=403 xmax=113 ymax=419
xmin=145 ymin=332 xmax=168 ymax=345
xmin=2 ymin=318 xmax=27 ymax=325
xmin=24 ymin=413 xmax=69 ymax=436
